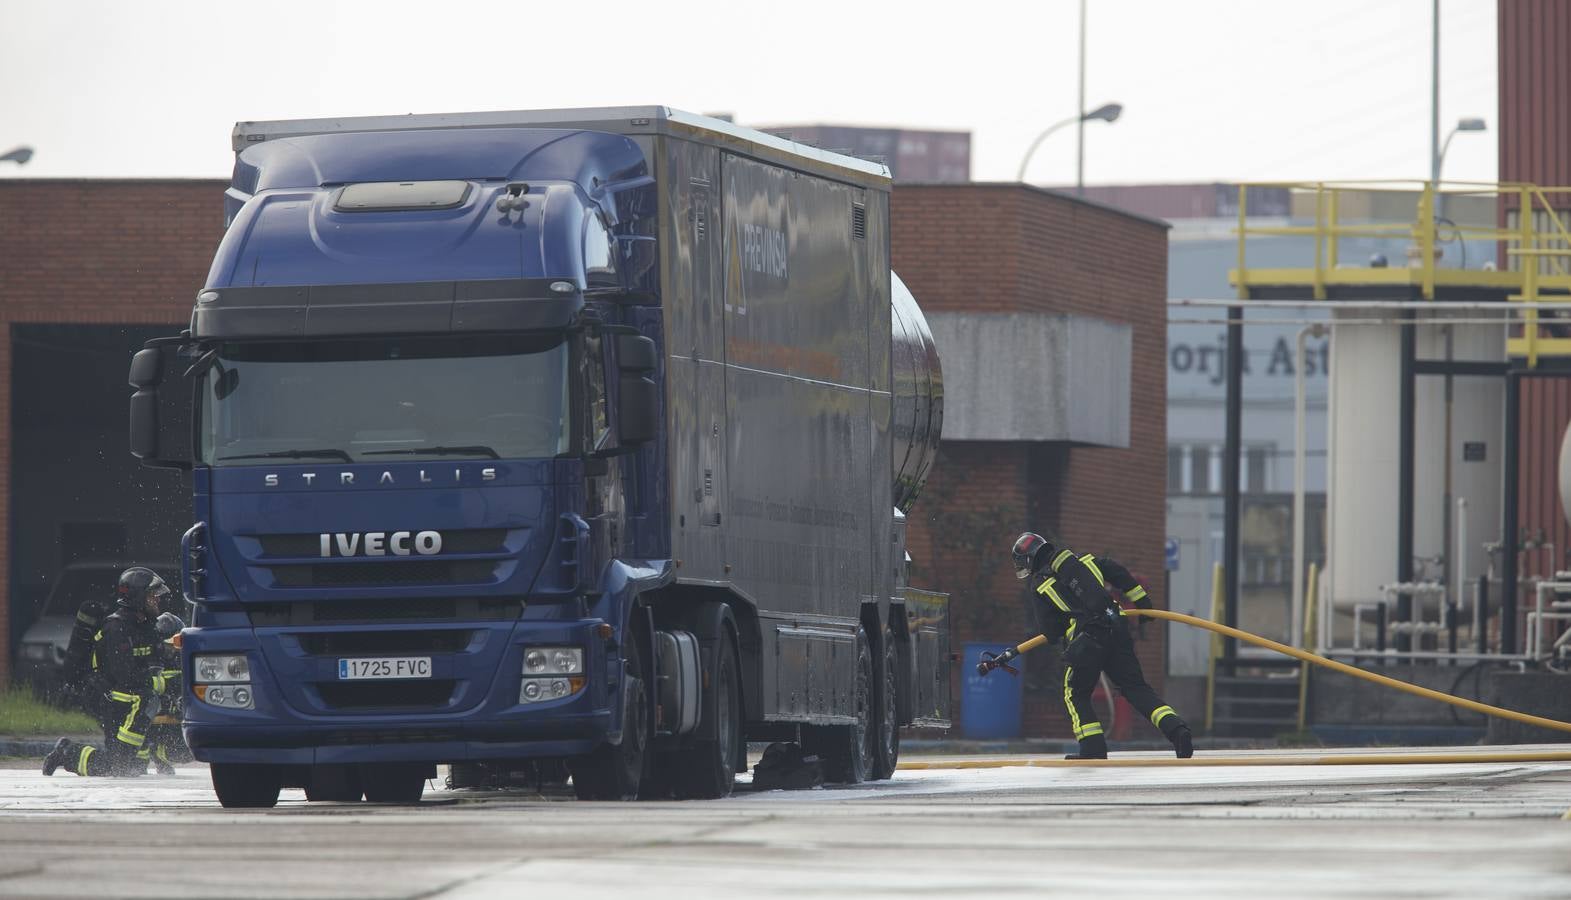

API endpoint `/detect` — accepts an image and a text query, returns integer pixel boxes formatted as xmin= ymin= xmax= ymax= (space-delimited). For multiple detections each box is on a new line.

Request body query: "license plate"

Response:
xmin=338 ymin=657 xmax=432 ymax=680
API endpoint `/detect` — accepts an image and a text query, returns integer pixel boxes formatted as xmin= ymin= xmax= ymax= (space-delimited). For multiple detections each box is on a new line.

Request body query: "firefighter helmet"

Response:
xmin=1011 ymin=532 xmax=1055 ymax=580
xmin=116 ymin=567 xmax=171 ymax=616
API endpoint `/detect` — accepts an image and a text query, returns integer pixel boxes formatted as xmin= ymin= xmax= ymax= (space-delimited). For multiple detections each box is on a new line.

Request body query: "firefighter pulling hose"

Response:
xmin=999 ymin=533 xmax=1193 ymax=759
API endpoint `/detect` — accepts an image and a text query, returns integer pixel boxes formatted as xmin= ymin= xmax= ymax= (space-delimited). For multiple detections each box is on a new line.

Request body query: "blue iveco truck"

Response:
xmin=128 ymin=107 xmax=948 ymax=807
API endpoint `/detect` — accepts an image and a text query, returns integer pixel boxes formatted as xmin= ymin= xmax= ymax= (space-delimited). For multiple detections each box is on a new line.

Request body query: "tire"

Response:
xmin=210 ymin=763 xmax=282 ymax=809
xmin=814 ymin=627 xmax=873 ymax=785
xmin=670 ymin=634 xmax=742 ymax=799
xmin=360 ymin=764 xmax=427 ymax=803
xmin=871 ymin=627 xmax=901 ymax=780
xmin=571 ymin=632 xmax=649 ymax=800
xmin=304 ymin=764 xmax=363 ymax=802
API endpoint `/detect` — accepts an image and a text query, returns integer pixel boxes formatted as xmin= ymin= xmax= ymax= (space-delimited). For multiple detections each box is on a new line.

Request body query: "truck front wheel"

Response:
xmin=210 ymin=763 xmax=282 ymax=809
xmin=571 ymin=636 xmax=649 ymax=800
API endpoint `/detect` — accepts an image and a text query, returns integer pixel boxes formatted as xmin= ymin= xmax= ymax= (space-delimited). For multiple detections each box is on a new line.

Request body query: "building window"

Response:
xmin=1191 ymin=445 xmax=1212 ymax=495
xmin=1167 ymin=446 xmax=1183 ymax=493
xmin=1247 ymin=445 xmax=1270 ymax=493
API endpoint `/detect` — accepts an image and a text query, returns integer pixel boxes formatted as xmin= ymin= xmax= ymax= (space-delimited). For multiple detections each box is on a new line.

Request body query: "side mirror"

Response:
xmin=617 ymin=334 xmax=657 ymax=373
xmin=129 ymin=347 xmax=164 ymax=389
xmin=130 ymin=389 xmax=161 ymax=459
xmin=618 ymin=377 xmax=659 ymax=445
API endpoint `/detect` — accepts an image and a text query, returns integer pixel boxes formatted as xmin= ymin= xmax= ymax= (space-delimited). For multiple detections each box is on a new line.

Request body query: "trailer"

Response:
xmin=128 ymin=107 xmax=948 ymax=806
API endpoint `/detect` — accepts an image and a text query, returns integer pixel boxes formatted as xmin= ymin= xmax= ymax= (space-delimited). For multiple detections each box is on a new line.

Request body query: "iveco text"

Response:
xmin=319 ymin=531 xmax=443 ymax=557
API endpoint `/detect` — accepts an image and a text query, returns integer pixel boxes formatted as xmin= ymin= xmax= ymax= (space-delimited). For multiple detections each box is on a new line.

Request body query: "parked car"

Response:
xmin=14 ymin=560 xmax=174 ymax=701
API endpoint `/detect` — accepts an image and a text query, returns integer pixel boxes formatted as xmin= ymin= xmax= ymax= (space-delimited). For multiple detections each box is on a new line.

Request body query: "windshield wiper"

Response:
xmin=219 ymin=449 xmax=355 ymax=463
xmin=362 ymin=445 xmax=501 ymax=460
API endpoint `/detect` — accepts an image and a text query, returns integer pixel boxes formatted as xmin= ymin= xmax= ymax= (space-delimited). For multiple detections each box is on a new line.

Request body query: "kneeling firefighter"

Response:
xmin=42 ymin=568 xmax=183 ymax=777
xmin=1003 ymin=533 xmax=1193 ymax=760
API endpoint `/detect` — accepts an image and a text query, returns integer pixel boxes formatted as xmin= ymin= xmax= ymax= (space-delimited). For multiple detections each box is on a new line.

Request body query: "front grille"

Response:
xmin=269 ymin=560 xmax=497 ymax=587
xmin=247 ymin=597 xmax=522 ymax=626
xmin=257 ymin=529 xmax=509 ymax=558
xmin=295 ymin=630 xmax=474 ymax=656
xmin=317 ymin=680 xmax=456 ymax=710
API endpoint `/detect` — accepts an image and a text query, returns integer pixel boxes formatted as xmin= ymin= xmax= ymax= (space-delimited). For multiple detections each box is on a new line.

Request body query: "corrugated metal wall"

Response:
xmin=1502 ymin=1 xmax=1571 ymax=579
xmin=1499 ymin=0 xmax=1571 ymax=189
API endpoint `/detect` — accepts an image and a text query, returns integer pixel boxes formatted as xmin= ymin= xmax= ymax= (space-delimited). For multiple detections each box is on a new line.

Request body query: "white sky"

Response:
xmin=0 ymin=0 xmax=1499 ymax=186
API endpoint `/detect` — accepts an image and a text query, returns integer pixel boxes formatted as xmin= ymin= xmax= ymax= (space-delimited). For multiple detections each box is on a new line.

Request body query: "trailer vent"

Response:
xmin=695 ymin=207 xmax=707 ymax=240
xmin=852 ymin=203 xmax=867 ymax=240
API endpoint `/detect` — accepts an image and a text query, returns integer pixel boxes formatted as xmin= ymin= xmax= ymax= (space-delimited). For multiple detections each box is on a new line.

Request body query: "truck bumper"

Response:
xmin=186 ymin=712 xmax=608 ymax=765
xmin=181 ymin=616 xmax=622 ymax=765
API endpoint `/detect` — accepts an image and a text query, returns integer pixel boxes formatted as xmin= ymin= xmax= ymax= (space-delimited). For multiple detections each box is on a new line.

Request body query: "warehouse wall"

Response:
xmin=893 ymin=184 xmax=1170 ymax=739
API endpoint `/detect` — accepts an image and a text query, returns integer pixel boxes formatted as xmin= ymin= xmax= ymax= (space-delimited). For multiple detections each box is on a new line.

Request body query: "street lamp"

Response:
xmin=0 ymin=146 xmax=33 ymax=166
xmin=1435 ymin=118 xmax=1485 ymax=219
xmin=1437 ymin=117 xmax=1486 ymax=180
xmin=1017 ymin=103 xmax=1122 ymax=184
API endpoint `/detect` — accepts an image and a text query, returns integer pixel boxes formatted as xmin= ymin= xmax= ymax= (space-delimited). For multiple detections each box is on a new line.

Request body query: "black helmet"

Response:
xmin=1011 ymin=532 xmax=1055 ymax=580
xmin=117 ymin=567 xmax=170 ymax=614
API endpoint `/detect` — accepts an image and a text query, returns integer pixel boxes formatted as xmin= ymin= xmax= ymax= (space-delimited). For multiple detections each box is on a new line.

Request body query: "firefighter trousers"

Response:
xmin=1062 ymin=623 xmax=1187 ymax=747
xmin=57 ymin=689 xmax=158 ymax=777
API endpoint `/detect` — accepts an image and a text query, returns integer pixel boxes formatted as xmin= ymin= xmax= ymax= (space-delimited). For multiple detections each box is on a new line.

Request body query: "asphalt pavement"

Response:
xmin=1 ymin=746 xmax=1568 ymax=899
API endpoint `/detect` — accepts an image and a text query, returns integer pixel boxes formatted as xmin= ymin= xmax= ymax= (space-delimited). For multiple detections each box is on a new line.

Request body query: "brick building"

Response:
xmin=1 ymin=180 xmax=226 ymax=681
xmin=892 ymin=183 xmax=1170 ymax=738
xmin=0 ymin=179 xmax=1169 ymax=745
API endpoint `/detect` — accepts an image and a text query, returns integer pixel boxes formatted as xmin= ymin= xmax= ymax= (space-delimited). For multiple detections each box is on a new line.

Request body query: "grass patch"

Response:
xmin=0 ymin=687 xmax=96 ymax=735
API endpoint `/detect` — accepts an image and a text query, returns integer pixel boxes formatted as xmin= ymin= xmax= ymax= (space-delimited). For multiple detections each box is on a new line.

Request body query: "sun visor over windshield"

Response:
xmin=190 ymin=279 xmax=585 ymax=340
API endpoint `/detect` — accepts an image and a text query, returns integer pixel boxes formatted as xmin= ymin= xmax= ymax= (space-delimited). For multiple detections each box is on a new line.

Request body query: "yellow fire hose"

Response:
xmin=914 ymin=607 xmax=1571 ymax=770
xmin=1125 ymin=608 xmax=1571 ymax=736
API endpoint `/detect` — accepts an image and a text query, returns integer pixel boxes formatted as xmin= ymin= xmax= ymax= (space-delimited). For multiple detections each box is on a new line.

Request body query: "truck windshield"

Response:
xmin=199 ymin=334 xmax=569 ymax=466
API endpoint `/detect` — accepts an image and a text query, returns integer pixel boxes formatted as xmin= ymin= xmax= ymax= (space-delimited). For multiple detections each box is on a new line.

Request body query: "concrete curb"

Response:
xmin=0 ymin=735 xmax=96 ymax=759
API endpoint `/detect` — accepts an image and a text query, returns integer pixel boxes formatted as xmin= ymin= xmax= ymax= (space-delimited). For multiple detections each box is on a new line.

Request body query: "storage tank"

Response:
xmin=890 ymin=271 xmax=944 ymax=512
xmin=1326 ymin=309 xmax=1505 ymax=641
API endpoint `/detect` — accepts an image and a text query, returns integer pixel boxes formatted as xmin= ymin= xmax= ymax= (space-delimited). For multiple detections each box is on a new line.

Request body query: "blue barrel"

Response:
xmin=962 ymin=642 xmax=1023 ymax=739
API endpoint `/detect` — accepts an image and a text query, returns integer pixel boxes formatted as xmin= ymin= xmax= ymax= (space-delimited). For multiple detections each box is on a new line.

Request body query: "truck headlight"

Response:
xmin=522 ymin=647 xmax=582 ymax=675
xmin=194 ymin=654 xmax=250 ymax=683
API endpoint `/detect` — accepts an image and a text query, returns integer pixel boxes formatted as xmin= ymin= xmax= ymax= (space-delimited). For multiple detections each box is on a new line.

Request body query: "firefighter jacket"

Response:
xmin=1031 ymin=549 xmax=1152 ymax=642
xmin=92 ymin=609 xmax=177 ymax=697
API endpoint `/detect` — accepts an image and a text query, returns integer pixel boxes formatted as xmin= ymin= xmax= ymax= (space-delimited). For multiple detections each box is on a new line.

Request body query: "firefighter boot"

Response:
xmin=41 ymin=738 xmax=71 ymax=776
xmin=152 ymin=745 xmax=176 ymax=776
xmin=1164 ymin=721 xmax=1194 ymax=759
xmin=1064 ymin=732 xmax=1108 ymax=760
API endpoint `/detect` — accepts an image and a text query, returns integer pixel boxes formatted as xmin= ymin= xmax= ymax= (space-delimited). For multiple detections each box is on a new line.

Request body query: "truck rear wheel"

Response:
xmin=871 ymin=626 xmax=901 ymax=780
xmin=210 ymin=763 xmax=282 ymax=809
xmin=670 ymin=634 xmax=741 ymax=799
xmin=360 ymin=764 xmax=427 ymax=803
xmin=812 ymin=627 xmax=873 ymax=784
xmin=571 ymin=634 xmax=649 ymax=800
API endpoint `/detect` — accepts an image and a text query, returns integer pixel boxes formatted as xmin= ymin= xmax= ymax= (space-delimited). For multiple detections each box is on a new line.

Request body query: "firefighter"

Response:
xmin=1011 ymin=532 xmax=1194 ymax=760
xmin=42 ymin=568 xmax=181 ymax=778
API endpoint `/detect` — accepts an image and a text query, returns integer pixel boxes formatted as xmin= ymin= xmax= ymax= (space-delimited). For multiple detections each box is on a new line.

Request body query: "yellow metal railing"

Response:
xmin=1230 ymin=180 xmax=1571 ymax=365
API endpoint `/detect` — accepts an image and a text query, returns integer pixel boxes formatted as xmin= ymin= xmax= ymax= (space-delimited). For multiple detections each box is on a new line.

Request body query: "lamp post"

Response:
xmin=0 ymin=146 xmax=33 ymax=166
xmin=1017 ymin=103 xmax=1122 ymax=184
